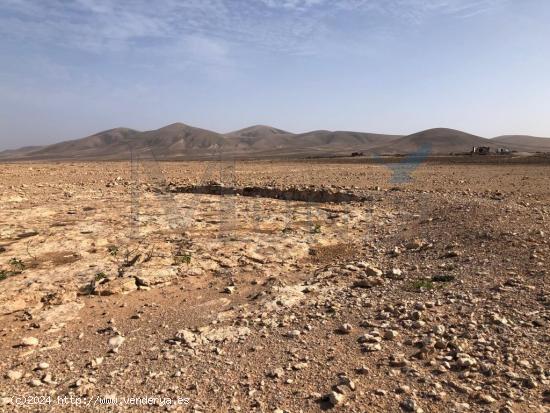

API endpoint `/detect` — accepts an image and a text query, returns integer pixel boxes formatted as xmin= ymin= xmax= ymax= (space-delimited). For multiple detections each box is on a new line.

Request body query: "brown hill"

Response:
xmin=2 ymin=123 xmax=229 ymax=160
xmin=226 ymin=125 xmax=291 ymax=139
xmin=371 ymin=128 xmax=499 ymax=155
xmin=225 ymin=125 xmax=294 ymax=150
xmin=27 ymin=128 xmax=140 ymax=159
xmin=0 ymin=145 xmax=45 ymax=159
xmin=492 ymin=135 xmax=550 ymax=151
xmin=292 ymin=130 xmax=401 ymax=149
xmin=233 ymin=130 xmax=401 ymax=153
xmin=2 ymin=124 xmax=548 ymax=161
xmin=136 ymin=123 xmax=228 ymax=157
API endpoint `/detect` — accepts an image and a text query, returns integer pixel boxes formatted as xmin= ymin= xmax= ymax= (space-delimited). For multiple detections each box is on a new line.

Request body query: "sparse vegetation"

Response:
xmin=143 ymin=245 xmax=156 ymax=262
xmin=174 ymin=252 xmax=192 ymax=265
xmin=9 ymin=257 xmax=25 ymax=273
xmin=121 ymin=246 xmax=141 ymax=267
xmin=107 ymin=245 xmax=119 ymax=256
xmin=0 ymin=257 xmax=26 ymax=282
xmin=171 ymin=234 xmax=193 ymax=266
xmin=410 ymin=279 xmax=434 ymax=291
xmin=95 ymin=272 xmax=107 ymax=281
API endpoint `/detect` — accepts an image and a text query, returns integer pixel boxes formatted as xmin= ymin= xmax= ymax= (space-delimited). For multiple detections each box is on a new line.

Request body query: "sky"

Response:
xmin=1 ymin=0 xmax=550 ymax=150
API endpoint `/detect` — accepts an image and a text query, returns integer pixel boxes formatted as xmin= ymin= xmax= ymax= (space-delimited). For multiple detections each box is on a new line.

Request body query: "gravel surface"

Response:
xmin=0 ymin=158 xmax=549 ymax=412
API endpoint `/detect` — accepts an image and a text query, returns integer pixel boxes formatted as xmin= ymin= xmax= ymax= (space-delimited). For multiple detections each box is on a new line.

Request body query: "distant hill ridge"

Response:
xmin=1 ymin=124 xmax=549 ymax=160
xmin=492 ymin=135 xmax=550 ymax=151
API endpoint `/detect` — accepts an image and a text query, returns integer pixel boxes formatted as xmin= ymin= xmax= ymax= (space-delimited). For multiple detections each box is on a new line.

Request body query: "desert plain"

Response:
xmin=0 ymin=156 xmax=549 ymax=412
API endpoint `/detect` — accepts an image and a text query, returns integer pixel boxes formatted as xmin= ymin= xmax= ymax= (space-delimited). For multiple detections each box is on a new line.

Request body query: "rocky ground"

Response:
xmin=0 ymin=157 xmax=549 ymax=412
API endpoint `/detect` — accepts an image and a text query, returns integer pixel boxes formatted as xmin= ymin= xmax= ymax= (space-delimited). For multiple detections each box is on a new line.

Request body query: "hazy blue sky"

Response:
xmin=1 ymin=0 xmax=549 ymax=149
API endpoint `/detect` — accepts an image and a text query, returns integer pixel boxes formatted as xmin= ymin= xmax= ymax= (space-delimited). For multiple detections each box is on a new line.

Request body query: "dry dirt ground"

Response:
xmin=0 ymin=157 xmax=549 ymax=412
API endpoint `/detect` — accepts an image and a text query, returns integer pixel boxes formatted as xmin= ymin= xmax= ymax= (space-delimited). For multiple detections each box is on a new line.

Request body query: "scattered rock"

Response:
xmin=292 ymin=362 xmax=308 ymax=370
xmin=406 ymin=240 xmax=423 ymax=250
xmin=94 ymin=277 xmax=137 ymax=296
xmin=387 ymin=268 xmax=403 ymax=279
xmin=337 ymin=323 xmax=353 ymax=334
xmin=362 ymin=343 xmax=382 ymax=352
xmin=108 ymin=335 xmax=125 ymax=349
xmin=400 ymin=397 xmax=423 ymax=412
xmin=224 ymin=286 xmax=236 ymax=294
xmin=20 ymin=337 xmax=39 ymax=347
xmin=29 ymin=378 xmax=42 ymax=387
xmin=328 ymin=391 xmax=345 ymax=406
xmin=396 ymin=385 xmax=411 ymax=394
xmin=353 ymin=277 xmax=384 ymax=288
xmin=6 ymin=370 xmax=23 ymax=380
xmin=384 ymin=330 xmax=399 ymax=340
xmin=477 ymin=393 xmax=496 ymax=404
xmin=286 ymin=330 xmax=301 ymax=338
xmin=365 ymin=265 xmax=383 ymax=277
xmin=268 ymin=368 xmax=285 ymax=379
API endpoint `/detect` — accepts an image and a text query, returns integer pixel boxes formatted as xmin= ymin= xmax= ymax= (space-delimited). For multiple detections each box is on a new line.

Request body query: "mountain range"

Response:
xmin=1 ymin=123 xmax=549 ymax=160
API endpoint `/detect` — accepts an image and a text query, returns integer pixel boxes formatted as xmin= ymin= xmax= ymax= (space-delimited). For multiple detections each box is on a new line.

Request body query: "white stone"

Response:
xmin=21 ymin=337 xmax=39 ymax=347
xmin=108 ymin=335 xmax=125 ymax=348
xmin=6 ymin=370 xmax=23 ymax=380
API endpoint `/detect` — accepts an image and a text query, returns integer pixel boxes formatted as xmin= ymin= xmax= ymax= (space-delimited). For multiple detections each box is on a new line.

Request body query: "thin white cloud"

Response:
xmin=260 ymin=0 xmax=326 ymax=11
xmin=369 ymin=0 xmax=508 ymax=22
xmin=0 ymin=0 xmax=509 ymax=56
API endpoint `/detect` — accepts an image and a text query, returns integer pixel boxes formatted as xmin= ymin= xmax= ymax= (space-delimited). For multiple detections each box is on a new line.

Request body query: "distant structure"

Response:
xmin=471 ymin=146 xmax=490 ymax=155
xmin=351 ymin=151 xmax=364 ymax=157
xmin=495 ymin=147 xmax=511 ymax=155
